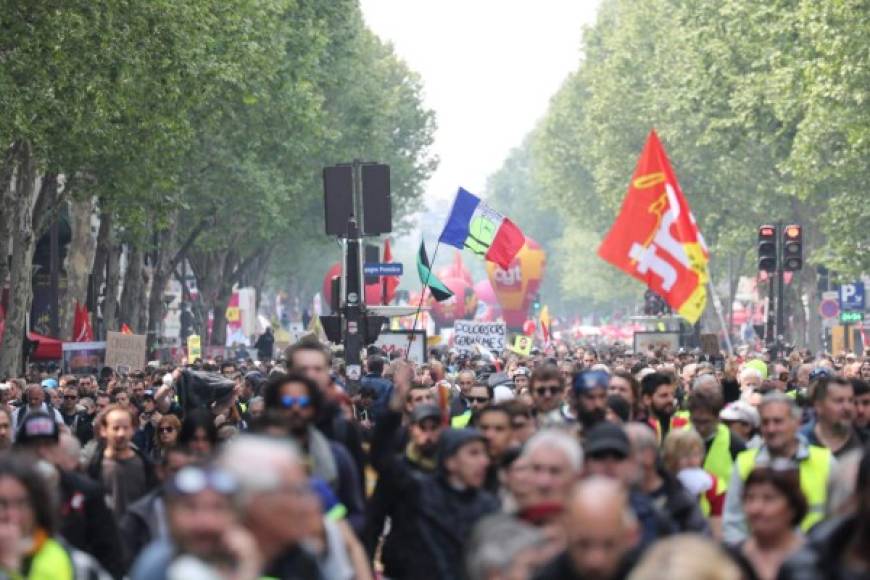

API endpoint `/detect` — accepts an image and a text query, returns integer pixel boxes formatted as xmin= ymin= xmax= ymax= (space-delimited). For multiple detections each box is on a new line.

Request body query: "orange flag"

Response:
xmin=597 ymin=130 xmax=709 ymax=323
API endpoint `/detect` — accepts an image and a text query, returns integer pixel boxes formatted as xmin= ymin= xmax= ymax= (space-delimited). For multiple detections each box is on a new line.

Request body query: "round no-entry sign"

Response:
xmin=819 ymin=299 xmax=839 ymax=319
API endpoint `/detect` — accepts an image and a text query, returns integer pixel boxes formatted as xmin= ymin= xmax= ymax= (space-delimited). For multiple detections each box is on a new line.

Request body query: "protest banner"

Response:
xmin=374 ymin=330 xmax=427 ymax=363
xmin=62 ymin=342 xmax=106 ymax=375
xmin=633 ymin=331 xmax=680 ymax=354
xmin=699 ymin=333 xmax=720 ymax=356
xmin=187 ymin=334 xmax=202 ymax=360
xmin=105 ymin=331 xmax=147 ymax=371
xmin=454 ymin=321 xmax=506 ymax=353
xmin=512 ymin=335 xmax=532 ymax=356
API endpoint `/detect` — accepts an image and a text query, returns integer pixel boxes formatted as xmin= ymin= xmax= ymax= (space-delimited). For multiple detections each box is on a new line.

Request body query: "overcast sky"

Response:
xmin=360 ymin=0 xmax=602 ymax=208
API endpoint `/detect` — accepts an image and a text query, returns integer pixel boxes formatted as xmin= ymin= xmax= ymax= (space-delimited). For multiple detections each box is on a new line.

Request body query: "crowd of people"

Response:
xmin=0 ymin=337 xmax=869 ymax=579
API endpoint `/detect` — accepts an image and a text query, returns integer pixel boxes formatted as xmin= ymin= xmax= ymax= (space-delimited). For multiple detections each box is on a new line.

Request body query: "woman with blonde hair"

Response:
xmin=628 ymin=534 xmax=745 ymax=580
xmin=662 ymin=428 xmax=726 ymax=538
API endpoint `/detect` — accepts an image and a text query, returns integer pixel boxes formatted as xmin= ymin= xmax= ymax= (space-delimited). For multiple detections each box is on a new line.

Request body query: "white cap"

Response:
xmin=493 ymin=384 xmax=515 ymax=403
xmin=720 ymin=401 xmax=760 ymax=429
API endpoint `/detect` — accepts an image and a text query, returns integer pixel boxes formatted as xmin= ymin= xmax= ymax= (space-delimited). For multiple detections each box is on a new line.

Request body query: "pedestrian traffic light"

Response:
xmin=757 ymin=225 xmax=777 ymax=272
xmin=531 ymin=293 xmax=541 ymax=316
xmin=782 ymin=224 xmax=802 ymax=271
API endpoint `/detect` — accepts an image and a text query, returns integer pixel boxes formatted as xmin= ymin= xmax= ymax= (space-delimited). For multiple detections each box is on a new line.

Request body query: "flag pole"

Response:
xmin=706 ymin=267 xmax=734 ymax=356
xmin=407 ymin=239 xmax=441 ymax=359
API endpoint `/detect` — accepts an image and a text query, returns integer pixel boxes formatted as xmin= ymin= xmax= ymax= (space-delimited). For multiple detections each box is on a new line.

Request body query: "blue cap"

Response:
xmin=573 ymin=370 xmax=609 ymax=394
xmin=41 ymin=378 xmax=58 ymax=389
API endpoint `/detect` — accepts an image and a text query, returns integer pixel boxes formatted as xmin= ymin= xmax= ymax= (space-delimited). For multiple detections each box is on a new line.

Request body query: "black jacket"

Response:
xmin=316 ymin=401 xmax=367 ymax=490
xmin=649 ymin=468 xmax=709 ymax=535
xmin=85 ymin=443 xmax=158 ymax=513
xmin=370 ymin=410 xmax=499 ymax=580
xmin=777 ymin=515 xmax=866 ymax=580
xmin=58 ymin=470 xmax=125 ymax=579
xmin=534 ymin=549 xmax=640 ymax=580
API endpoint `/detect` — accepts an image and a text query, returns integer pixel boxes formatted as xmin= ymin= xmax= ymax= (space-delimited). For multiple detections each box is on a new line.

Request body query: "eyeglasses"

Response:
xmin=468 ymin=396 xmax=490 ymax=404
xmin=158 ymin=427 xmax=176 ymax=434
xmin=167 ymin=466 xmax=238 ymax=497
xmin=535 ymin=386 xmax=562 ymax=396
xmin=281 ymin=395 xmax=311 ymax=409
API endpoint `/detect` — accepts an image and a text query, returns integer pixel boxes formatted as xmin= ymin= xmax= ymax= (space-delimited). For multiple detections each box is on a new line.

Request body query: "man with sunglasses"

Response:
xmin=130 ymin=465 xmax=260 ymax=580
xmin=58 ymin=384 xmax=93 ymax=445
xmin=531 ymin=364 xmax=571 ymax=428
xmin=261 ymin=372 xmax=365 ymax=536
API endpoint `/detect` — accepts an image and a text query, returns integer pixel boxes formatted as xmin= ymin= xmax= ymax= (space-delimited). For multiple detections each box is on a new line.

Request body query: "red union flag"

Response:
xmin=597 ymin=130 xmax=709 ymax=323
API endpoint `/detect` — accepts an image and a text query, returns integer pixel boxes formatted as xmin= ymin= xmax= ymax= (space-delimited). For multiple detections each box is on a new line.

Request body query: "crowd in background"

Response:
xmin=0 ymin=337 xmax=869 ymax=580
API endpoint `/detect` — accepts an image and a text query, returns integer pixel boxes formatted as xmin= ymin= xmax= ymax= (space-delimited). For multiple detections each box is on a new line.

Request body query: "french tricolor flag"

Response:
xmin=439 ymin=188 xmax=525 ymax=269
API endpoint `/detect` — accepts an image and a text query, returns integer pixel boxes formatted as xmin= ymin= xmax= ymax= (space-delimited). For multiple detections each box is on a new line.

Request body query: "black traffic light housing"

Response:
xmin=782 ymin=224 xmax=803 ymax=271
xmin=757 ymin=225 xmax=777 ymax=272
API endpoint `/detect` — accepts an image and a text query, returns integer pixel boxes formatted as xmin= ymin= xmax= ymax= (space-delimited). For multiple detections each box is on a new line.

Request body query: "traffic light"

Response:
xmin=782 ymin=224 xmax=802 ymax=271
xmin=531 ymin=293 xmax=542 ymax=316
xmin=757 ymin=224 xmax=777 ymax=272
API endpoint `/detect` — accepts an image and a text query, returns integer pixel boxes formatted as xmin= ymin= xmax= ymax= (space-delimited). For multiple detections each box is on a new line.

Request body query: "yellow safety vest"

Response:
xmin=736 ymin=445 xmax=831 ymax=531
xmin=451 ymin=410 xmax=472 ymax=428
xmin=20 ymin=538 xmax=75 ymax=580
xmin=703 ymin=423 xmax=734 ymax=490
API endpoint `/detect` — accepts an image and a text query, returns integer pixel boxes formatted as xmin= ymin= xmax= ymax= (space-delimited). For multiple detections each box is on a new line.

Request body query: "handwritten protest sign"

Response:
xmin=105 ymin=331 xmax=147 ymax=371
xmin=454 ymin=321 xmax=506 ymax=353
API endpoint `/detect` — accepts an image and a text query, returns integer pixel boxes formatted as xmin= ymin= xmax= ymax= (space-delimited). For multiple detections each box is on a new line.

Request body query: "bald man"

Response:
xmin=534 ymin=478 xmax=640 ymax=580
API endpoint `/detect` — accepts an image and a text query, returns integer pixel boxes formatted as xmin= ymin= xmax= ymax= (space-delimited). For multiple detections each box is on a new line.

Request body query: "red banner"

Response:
xmin=597 ymin=130 xmax=709 ymax=323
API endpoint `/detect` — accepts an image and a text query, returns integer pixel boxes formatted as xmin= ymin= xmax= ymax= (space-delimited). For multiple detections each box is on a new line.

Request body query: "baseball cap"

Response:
xmin=16 ymin=413 xmax=60 ymax=444
xmin=513 ymin=367 xmax=531 ymax=377
xmin=720 ymin=401 xmax=760 ymax=429
xmin=744 ymin=359 xmax=769 ymax=379
xmin=40 ymin=378 xmax=58 ymax=389
xmin=584 ymin=422 xmax=631 ymax=459
xmin=573 ymin=370 xmax=609 ymax=395
xmin=411 ymin=404 xmax=442 ymax=425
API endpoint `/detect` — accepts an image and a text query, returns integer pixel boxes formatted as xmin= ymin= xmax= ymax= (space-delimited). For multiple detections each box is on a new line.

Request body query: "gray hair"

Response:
xmin=216 ymin=435 xmax=303 ymax=505
xmin=692 ymin=373 xmax=720 ymax=391
xmin=465 ymin=514 xmax=545 ymax=580
xmin=758 ymin=392 xmax=802 ymax=420
xmin=522 ymin=428 xmax=584 ymax=471
xmin=739 ymin=367 xmax=763 ymax=382
xmin=626 ymin=422 xmax=659 ymax=454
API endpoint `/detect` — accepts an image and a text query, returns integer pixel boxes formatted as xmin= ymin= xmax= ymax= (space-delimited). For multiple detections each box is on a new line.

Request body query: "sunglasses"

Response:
xmin=158 ymin=427 xmax=176 ymax=434
xmin=63 ymin=395 xmax=78 ymax=400
xmin=468 ymin=396 xmax=490 ymax=404
xmin=168 ymin=466 xmax=238 ymax=497
xmin=281 ymin=395 xmax=311 ymax=409
xmin=535 ymin=386 xmax=562 ymax=396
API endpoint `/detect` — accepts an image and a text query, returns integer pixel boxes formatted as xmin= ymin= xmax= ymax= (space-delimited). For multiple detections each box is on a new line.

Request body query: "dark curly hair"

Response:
xmin=261 ymin=372 xmax=323 ymax=416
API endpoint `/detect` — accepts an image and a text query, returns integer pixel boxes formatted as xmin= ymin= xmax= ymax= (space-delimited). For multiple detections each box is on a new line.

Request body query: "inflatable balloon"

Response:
xmin=428 ymin=252 xmax=478 ymax=328
xmin=486 ymin=238 xmax=546 ymax=329
xmin=322 ymin=263 xmax=380 ymax=311
xmin=473 ymin=279 xmax=497 ymax=305
xmin=522 ymin=319 xmax=536 ymax=336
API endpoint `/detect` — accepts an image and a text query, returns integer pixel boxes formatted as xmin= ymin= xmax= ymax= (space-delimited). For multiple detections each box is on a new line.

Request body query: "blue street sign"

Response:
xmin=838 ymin=282 xmax=865 ymax=311
xmin=364 ymin=263 xmax=403 ymax=277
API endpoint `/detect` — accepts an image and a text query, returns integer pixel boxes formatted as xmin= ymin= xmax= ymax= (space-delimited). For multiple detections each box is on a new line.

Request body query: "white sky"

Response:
xmin=361 ymin=0 xmax=602 ymax=208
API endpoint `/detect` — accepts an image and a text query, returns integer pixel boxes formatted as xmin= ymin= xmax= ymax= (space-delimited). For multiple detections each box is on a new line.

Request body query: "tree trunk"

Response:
xmin=0 ymin=143 xmax=38 ymax=377
xmin=120 ymin=243 xmax=145 ymax=331
xmin=61 ymin=196 xmax=96 ymax=340
xmin=102 ymin=226 xmax=122 ymax=335
xmin=0 ymin=144 xmax=19 ymax=287
xmin=147 ymin=220 xmax=178 ymax=352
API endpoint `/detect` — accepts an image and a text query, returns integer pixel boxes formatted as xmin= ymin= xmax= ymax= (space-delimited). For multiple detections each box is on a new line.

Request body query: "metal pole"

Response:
xmin=342 ymin=162 xmax=365 ymax=395
xmin=776 ymin=221 xmax=785 ymax=355
xmin=706 ymin=268 xmax=733 ymax=356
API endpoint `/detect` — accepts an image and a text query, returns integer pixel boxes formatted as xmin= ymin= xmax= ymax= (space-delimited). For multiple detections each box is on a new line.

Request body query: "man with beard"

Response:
xmin=572 ymin=370 xmax=609 ymax=435
xmin=260 ymin=372 xmax=365 ymax=536
xmin=801 ymin=375 xmax=863 ymax=457
xmin=477 ymin=404 xmax=514 ymax=493
xmin=365 ymin=400 xmax=445 ymax=571
xmin=641 ymin=372 xmax=683 ymax=444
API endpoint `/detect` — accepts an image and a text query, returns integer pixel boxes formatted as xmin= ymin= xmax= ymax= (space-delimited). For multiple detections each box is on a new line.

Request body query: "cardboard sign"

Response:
xmin=187 ymin=334 xmax=202 ymax=361
xmin=454 ymin=321 xmax=506 ymax=354
xmin=105 ymin=331 xmax=147 ymax=371
xmin=512 ymin=335 xmax=533 ymax=356
xmin=699 ymin=333 xmax=720 ymax=356
xmin=374 ymin=330 xmax=427 ymax=364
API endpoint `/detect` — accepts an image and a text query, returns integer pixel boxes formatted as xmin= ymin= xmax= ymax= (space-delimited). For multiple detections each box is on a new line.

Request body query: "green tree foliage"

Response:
xmin=489 ymin=0 xmax=869 ymax=321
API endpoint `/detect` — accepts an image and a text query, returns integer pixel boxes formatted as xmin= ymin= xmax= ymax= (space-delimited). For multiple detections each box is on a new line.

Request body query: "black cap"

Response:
xmin=584 ymin=422 xmax=631 ymax=458
xmin=411 ymin=404 xmax=442 ymax=425
xmin=438 ymin=428 xmax=485 ymax=468
xmin=15 ymin=413 xmax=59 ymax=445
